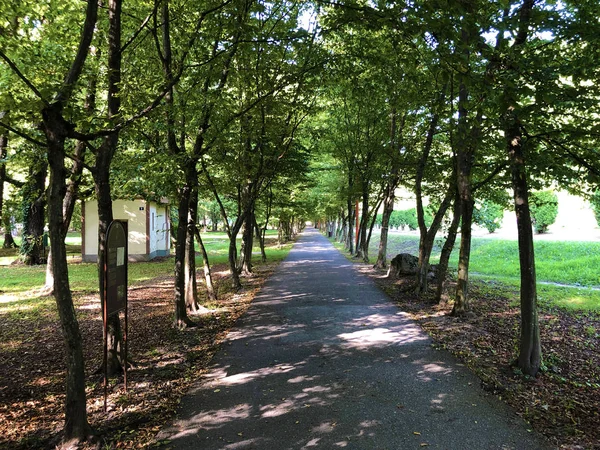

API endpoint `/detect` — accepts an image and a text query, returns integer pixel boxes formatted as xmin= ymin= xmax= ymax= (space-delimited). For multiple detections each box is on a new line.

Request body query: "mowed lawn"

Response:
xmin=367 ymin=230 xmax=600 ymax=311
xmin=0 ymin=230 xmax=285 ymax=297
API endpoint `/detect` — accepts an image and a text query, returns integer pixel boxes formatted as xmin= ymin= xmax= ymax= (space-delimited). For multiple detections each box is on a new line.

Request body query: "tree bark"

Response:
xmin=374 ymin=189 xmax=394 ymax=269
xmin=416 ymin=186 xmax=454 ymax=296
xmin=505 ymin=0 xmax=540 ymax=377
xmin=194 ymin=226 xmax=217 ymax=302
xmin=174 ymin=179 xmax=195 ymax=328
xmin=95 ymin=0 xmax=125 ymax=373
xmin=254 ymin=215 xmax=267 ymax=263
xmin=0 ymin=133 xmax=18 ymax=249
xmin=356 ymin=181 xmax=370 ymax=262
xmin=42 ymin=103 xmax=92 ymax=443
xmin=451 ymin=36 xmax=477 ymax=316
xmin=508 ymin=119 xmax=541 ymax=376
xmin=20 ymin=164 xmax=47 ymax=265
xmin=239 ymin=207 xmax=254 ymax=276
xmin=185 ymin=181 xmax=201 ymax=313
xmin=346 ymin=195 xmax=354 ymax=254
xmin=435 ymin=189 xmax=461 ymax=303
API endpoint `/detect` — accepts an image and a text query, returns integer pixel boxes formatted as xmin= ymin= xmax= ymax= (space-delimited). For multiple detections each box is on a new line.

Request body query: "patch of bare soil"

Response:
xmin=360 ymin=265 xmax=600 ymax=450
xmin=0 ymin=260 xmax=278 ymax=449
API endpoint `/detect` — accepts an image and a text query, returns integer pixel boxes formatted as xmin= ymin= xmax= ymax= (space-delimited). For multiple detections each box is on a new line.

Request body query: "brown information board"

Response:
xmin=105 ymin=220 xmax=128 ymax=316
xmin=102 ymin=220 xmax=129 ymax=411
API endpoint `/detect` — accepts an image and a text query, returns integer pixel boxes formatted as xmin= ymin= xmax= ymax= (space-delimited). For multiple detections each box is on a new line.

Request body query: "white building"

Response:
xmin=82 ymin=199 xmax=171 ymax=262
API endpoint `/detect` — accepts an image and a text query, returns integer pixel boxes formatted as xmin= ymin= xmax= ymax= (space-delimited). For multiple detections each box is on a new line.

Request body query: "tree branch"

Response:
xmin=54 ymin=0 xmax=99 ymax=105
xmin=0 ymin=121 xmax=47 ymax=147
xmin=0 ymin=50 xmax=49 ymax=105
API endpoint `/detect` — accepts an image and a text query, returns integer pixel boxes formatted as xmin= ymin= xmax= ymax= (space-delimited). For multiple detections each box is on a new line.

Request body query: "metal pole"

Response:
xmin=123 ymin=223 xmax=128 ymax=393
xmin=103 ymin=247 xmax=108 ymax=413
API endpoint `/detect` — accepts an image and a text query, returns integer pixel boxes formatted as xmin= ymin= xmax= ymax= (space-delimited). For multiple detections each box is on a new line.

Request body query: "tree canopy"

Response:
xmin=2 ymin=0 xmax=600 ymax=445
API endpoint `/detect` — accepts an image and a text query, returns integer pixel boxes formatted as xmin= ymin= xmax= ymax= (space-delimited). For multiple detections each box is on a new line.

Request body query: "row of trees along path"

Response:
xmin=1 ymin=0 xmax=600 ymax=446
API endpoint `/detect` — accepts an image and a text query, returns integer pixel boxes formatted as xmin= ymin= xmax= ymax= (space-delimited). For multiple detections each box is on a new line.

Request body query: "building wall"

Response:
xmin=83 ymin=200 xmax=157 ymax=262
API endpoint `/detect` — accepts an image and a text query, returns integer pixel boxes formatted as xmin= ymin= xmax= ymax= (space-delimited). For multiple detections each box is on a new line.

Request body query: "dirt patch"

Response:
xmin=360 ymin=264 xmax=600 ymax=450
xmin=0 ymin=261 xmax=278 ymax=449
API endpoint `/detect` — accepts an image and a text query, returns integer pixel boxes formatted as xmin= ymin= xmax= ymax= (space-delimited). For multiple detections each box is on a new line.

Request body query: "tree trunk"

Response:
xmin=452 ymin=187 xmax=474 ymax=315
xmin=20 ymin=165 xmax=47 ymax=265
xmin=174 ymin=181 xmax=195 ymax=328
xmin=46 ymin=138 xmax=88 ymax=291
xmin=194 ymin=227 xmax=217 ymax=302
xmin=346 ymin=197 xmax=354 ymax=254
xmin=508 ymin=122 xmax=541 ymax=376
xmin=94 ymin=0 xmax=125 ymax=374
xmin=504 ymin=0 xmax=539 ymax=376
xmin=415 ymin=186 xmax=454 ymax=296
xmin=254 ymin=216 xmax=267 ymax=263
xmin=239 ymin=208 xmax=254 ymax=276
xmin=228 ymin=230 xmax=242 ymax=289
xmin=42 ymin=103 xmax=91 ymax=443
xmin=451 ymin=57 xmax=476 ymax=315
xmin=185 ymin=182 xmax=200 ymax=313
xmin=435 ymin=190 xmax=461 ymax=303
xmin=0 ymin=134 xmax=18 ymax=249
xmin=94 ymin=153 xmax=124 ymax=375
xmin=374 ymin=184 xmax=394 ymax=269
xmin=356 ymin=182 xmax=370 ymax=262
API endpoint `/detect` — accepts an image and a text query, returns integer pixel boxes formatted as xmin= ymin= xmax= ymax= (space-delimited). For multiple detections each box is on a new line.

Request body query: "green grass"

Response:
xmin=0 ymin=230 xmax=289 ymax=298
xmin=365 ymin=231 xmax=600 ymax=311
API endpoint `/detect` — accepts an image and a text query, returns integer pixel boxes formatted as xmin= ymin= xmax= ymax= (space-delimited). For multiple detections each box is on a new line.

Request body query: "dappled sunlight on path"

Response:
xmin=158 ymin=228 xmax=548 ymax=450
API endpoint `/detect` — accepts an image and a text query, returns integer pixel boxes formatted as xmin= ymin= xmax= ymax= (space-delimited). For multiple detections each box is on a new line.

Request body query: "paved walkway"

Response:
xmin=158 ymin=228 xmax=549 ymax=449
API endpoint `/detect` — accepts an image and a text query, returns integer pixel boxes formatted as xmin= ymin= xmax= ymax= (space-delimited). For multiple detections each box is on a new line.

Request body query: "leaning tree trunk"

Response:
xmin=435 ymin=190 xmax=461 ymax=303
xmin=194 ymin=227 xmax=216 ymax=302
xmin=415 ymin=186 xmax=453 ymax=296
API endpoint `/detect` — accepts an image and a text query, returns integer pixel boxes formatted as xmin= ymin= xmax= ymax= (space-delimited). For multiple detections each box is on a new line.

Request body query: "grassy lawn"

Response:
xmin=0 ymin=229 xmax=288 ymax=297
xmin=366 ymin=231 xmax=600 ymax=311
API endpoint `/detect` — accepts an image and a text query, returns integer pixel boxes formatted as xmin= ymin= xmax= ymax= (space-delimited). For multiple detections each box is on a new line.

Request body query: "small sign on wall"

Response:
xmin=139 ymin=206 xmax=145 ymax=211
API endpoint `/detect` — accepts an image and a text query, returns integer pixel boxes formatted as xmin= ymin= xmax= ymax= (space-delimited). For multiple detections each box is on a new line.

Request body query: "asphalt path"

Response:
xmin=158 ymin=228 xmax=549 ymax=449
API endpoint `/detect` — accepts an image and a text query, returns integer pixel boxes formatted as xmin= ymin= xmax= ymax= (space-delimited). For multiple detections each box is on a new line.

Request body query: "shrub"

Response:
xmin=473 ymin=200 xmax=504 ymax=233
xmin=590 ymin=190 xmax=600 ymax=227
xmin=529 ymin=190 xmax=558 ymax=234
